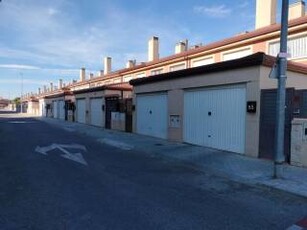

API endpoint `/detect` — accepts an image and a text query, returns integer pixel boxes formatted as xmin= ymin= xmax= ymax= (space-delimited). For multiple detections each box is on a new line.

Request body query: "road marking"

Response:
xmin=35 ymin=143 xmax=88 ymax=165
xmin=8 ymin=121 xmax=34 ymax=124
xmin=97 ymin=138 xmax=134 ymax=150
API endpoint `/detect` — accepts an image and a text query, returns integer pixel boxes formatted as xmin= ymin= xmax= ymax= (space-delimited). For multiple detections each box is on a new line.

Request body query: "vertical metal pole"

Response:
xmin=20 ymin=73 xmax=23 ymax=113
xmin=274 ymin=0 xmax=289 ymax=179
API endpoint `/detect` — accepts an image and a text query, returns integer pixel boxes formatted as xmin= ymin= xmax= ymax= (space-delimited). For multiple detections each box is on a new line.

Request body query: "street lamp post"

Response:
xmin=20 ymin=72 xmax=23 ymax=113
xmin=274 ymin=0 xmax=289 ymax=179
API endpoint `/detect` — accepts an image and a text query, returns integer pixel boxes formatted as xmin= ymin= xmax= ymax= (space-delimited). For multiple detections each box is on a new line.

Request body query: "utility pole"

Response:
xmin=20 ymin=72 xmax=23 ymax=113
xmin=274 ymin=0 xmax=289 ymax=179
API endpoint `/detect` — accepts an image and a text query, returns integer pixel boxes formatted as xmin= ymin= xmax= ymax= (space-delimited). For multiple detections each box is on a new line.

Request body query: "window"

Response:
xmin=269 ymin=35 xmax=307 ymax=59
xmin=112 ymin=78 xmax=121 ymax=84
xmin=169 ymin=63 xmax=185 ymax=72
xmin=151 ymin=68 xmax=163 ymax=76
xmin=135 ymin=72 xmax=146 ymax=78
xmin=123 ymin=75 xmax=133 ymax=82
xmin=192 ymin=57 xmax=214 ymax=67
xmin=103 ymin=80 xmax=111 ymax=85
xmin=223 ymin=48 xmax=252 ymax=61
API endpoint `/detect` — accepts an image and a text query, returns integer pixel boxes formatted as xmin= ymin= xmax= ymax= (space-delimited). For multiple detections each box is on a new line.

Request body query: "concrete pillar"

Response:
xmin=104 ymin=57 xmax=112 ymax=75
xmin=148 ymin=36 xmax=159 ymax=61
xmin=80 ymin=68 xmax=86 ymax=82
xmin=175 ymin=41 xmax=187 ymax=54
xmin=289 ymin=1 xmax=305 ymax=20
xmin=255 ymin=0 xmax=277 ymax=29
xmin=126 ymin=60 xmax=136 ymax=68
xmin=58 ymin=79 xmax=63 ymax=89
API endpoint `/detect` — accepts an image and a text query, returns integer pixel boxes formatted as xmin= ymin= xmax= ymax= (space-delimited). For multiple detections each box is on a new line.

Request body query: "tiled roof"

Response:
xmin=122 ymin=16 xmax=307 ymax=73
xmin=72 ymin=82 xmax=132 ymax=95
xmin=130 ymin=52 xmax=307 ymax=86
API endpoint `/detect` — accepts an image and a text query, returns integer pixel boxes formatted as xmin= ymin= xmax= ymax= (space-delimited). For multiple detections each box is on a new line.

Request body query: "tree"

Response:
xmin=13 ymin=97 xmax=21 ymax=105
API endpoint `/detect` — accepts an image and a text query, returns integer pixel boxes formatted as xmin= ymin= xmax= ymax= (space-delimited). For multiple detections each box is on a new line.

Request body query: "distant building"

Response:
xmin=0 ymin=98 xmax=10 ymax=109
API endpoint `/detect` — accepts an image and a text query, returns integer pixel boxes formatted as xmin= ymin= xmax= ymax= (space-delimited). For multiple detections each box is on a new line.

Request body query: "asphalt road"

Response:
xmin=0 ymin=113 xmax=307 ymax=230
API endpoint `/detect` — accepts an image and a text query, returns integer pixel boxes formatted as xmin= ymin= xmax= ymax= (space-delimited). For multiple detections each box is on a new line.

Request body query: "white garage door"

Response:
xmin=58 ymin=100 xmax=65 ymax=120
xmin=90 ymin=98 xmax=104 ymax=127
xmin=76 ymin=99 xmax=86 ymax=124
xmin=136 ymin=93 xmax=167 ymax=139
xmin=53 ymin=101 xmax=58 ymax=119
xmin=184 ymin=86 xmax=246 ymax=154
xmin=39 ymin=101 xmax=45 ymax=117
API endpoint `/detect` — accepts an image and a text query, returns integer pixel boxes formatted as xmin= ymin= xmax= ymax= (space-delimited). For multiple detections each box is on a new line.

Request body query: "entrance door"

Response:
xmin=259 ymin=89 xmax=294 ymax=162
xmin=105 ymin=97 xmax=119 ymax=129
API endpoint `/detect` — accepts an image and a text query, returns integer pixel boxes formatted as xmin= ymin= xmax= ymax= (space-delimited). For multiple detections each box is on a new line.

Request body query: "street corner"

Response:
xmin=287 ymin=216 xmax=307 ymax=230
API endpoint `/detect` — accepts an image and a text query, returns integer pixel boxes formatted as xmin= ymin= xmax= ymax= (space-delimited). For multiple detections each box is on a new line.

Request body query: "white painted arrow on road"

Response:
xmin=35 ymin=143 xmax=88 ymax=166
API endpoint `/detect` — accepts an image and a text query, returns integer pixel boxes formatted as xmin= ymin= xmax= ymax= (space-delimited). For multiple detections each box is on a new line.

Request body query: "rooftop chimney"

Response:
xmin=89 ymin=73 xmax=94 ymax=79
xmin=175 ymin=40 xmax=188 ymax=54
xmin=50 ymin=82 xmax=53 ymax=92
xmin=289 ymin=1 xmax=305 ymax=20
xmin=104 ymin=57 xmax=112 ymax=75
xmin=58 ymin=79 xmax=63 ymax=89
xmin=43 ymin=85 xmax=47 ymax=93
xmin=80 ymin=68 xmax=86 ymax=82
xmin=255 ymin=0 xmax=277 ymax=29
xmin=38 ymin=88 xmax=41 ymax=94
xmin=148 ymin=36 xmax=159 ymax=61
xmin=99 ymin=70 xmax=104 ymax=77
xmin=126 ymin=60 xmax=136 ymax=68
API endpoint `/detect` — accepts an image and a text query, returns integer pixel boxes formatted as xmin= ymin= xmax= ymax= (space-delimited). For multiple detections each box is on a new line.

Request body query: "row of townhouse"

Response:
xmin=22 ymin=0 xmax=307 ymax=167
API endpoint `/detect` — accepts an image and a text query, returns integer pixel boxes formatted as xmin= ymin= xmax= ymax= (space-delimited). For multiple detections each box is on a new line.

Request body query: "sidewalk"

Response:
xmin=36 ymin=116 xmax=307 ymax=199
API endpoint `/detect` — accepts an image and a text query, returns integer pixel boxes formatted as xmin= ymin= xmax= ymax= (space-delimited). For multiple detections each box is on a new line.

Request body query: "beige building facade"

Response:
xmin=130 ymin=53 xmax=307 ymax=158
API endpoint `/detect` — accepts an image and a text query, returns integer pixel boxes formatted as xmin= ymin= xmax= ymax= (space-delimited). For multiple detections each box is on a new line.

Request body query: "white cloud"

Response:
xmin=0 ymin=79 xmax=48 ymax=85
xmin=194 ymin=5 xmax=232 ymax=18
xmin=0 ymin=0 xmax=195 ymax=72
xmin=0 ymin=2 xmax=131 ymax=69
xmin=0 ymin=64 xmax=41 ymax=70
xmin=48 ymin=8 xmax=59 ymax=16
xmin=0 ymin=62 xmax=80 ymax=75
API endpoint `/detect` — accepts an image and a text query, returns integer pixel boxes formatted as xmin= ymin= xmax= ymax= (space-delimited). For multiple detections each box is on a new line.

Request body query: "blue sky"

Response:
xmin=0 ymin=0 xmax=289 ymax=99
